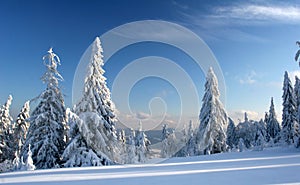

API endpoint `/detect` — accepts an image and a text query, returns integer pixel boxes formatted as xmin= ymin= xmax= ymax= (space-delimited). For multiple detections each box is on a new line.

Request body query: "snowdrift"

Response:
xmin=1 ymin=147 xmax=300 ymax=185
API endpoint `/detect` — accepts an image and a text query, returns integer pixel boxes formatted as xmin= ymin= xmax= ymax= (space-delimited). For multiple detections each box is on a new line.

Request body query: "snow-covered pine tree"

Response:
xmin=196 ymin=67 xmax=228 ymax=155
xmin=13 ymin=101 xmax=30 ymax=156
xmin=21 ymin=48 xmax=66 ymax=169
xmin=181 ymin=123 xmax=188 ymax=144
xmin=226 ymin=118 xmax=236 ymax=149
xmin=0 ymin=95 xmax=14 ymax=162
xmin=294 ymin=76 xmax=300 ymax=147
xmin=281 ymin=71 xmax=299 ymax=145
xmin=136 ymin=123 xmax=151 ymax=163
xmin=244 ymin=112 xmax=249 ymax=122
xmin=161 ymin=124 xmax=169 ymax=141
xmin=185 ymin=120 xmax=196 ymax=155
xmin=167 ymin=129 xmax=177 ymax=157
xmin=187 ymin=120 xmax=194 ymax=139
xmin=62 ymin=108 xmax=111 ymax=167
xmin=74 ymin=37 xmax=119 ymax=164
xmin=126 ymin=128 xmax=137 ymax=164
xmin=117 ymin=129 xmax=126 ymax=164
xmin=161 ymin=124 xmax=177 ymax=158
xmin=294 ymin=76 xmax=300 ymax=122
xmin=266 ymin=97 xmax=281 ymax=143
xmin=234 ymin=116 xmax=249 ymax=148
xmin=12 ymin=150 xmax=21 ymax=171
xmin=161 ymin=124 xmax=169 ymax=158
xmin=22 ymin=144 xmax=35 ymax=171
xmin=175 ymin=121 xmax=197 ymax=157
xmin=253 ymin=119 xmax=267 ymax=150
xmin=118 ymin=130 xmax=126 ymax=144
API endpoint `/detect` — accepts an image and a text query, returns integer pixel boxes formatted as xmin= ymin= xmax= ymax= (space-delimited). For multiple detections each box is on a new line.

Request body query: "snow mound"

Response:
xmin=1 ymin=147 xmax=300 ymax=185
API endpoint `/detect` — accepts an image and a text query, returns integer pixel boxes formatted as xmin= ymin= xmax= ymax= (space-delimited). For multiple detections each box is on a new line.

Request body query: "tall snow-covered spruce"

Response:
xmin=135 ymin=123 xmax=151 ymax=163
xmin=294 ymin=76 xmax=300 ymax=147
xmin=64 ymin=37 xmax=119 ymax=166
xmin=226 ymin=118 xmax=236 ymax=149
xmin=266 ymin=97 xmax=280 ymax=143
xmin=175 ymin=120 xmax=196 ymax=157
xmin=13 ymin=101 xmax=30 ymax=157
xmin=281 ymin=71 xmax=299 ymax=146
xmin=0 ymin=95 xmax=14 ymax=162
xmin=196 ymin=67 xmax=228 ymax=155
xmin=294 ymin=76 xmax=300 ymax=123
xmin=22 ymin=48 xmax=66 ymax=169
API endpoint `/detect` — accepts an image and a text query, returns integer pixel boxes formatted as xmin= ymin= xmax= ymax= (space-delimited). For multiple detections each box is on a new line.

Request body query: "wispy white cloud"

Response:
xmin=135 ymin=112 xmax=151 ymax=119
xmin=176 ymin=1 xmax=300 ymax=42
xmin=172 ymin=0 xmax=189 ymax=10
xmin=238 ymin=70 xmax=257 ymax=85
xmin=236 ymin=70 xmax=283 ymax=89
xmin=214 ymin=4 xmax=300 ymax=23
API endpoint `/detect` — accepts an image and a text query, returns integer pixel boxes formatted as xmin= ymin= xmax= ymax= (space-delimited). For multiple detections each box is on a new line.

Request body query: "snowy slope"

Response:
xmin=1 ymin=147 xmax=300 ymax=185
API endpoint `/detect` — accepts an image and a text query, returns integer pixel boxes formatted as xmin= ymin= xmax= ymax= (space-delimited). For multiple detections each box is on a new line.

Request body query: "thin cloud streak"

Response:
xmin=176 ymin=2 xmax=300 ymax=42
xmin=239 ymin=70 xmax=257 ymax=85
xmin=214 ymin=4 xmax=300 ymax=23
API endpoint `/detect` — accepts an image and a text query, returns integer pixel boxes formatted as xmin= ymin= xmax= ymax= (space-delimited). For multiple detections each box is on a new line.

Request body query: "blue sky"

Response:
xmin=1 ymin=0 xmax=300 ymax=128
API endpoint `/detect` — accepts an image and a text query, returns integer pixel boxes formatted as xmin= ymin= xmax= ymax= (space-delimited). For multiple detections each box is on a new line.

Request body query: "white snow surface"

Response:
xmin=1 ymin=147 xmax=300 ymax=185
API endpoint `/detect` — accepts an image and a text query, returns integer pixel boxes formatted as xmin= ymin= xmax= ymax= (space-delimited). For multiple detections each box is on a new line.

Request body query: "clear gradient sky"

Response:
xmin=1 ymin=0 xmax=300 ymax=127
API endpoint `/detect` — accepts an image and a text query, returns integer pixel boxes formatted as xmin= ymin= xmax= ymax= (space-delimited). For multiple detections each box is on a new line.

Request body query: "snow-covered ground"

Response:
xmin=1 ymin=147 xmax=300 ymax=185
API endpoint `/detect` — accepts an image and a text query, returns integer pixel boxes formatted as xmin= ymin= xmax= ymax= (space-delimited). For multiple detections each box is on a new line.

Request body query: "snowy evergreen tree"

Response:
xmin=62 ymin=109 xmax=111 ymax=167
xmin=196 ymin=67 xmax=228 ymax=155
xmin=294 ymin=76 xmax=300 ymax=147
xmin=181 ymin=123 xmax=188 ymax=144
xmin=234 ymin=115 xmax=267 ymax=149
xmin=161 ymin=124 xmax=169 ymax=158
xmin=167 ymin=129 xmax=177 ymax=157
xmin=187 ymin=120 xmax=194 ymax=139
xmin=175 ymin=120 xmax=197 ymax=157
xmin=13 ymin=101 xmax=30 ymax=156
xmin=22 ymin=144 xmax=35 ymax=171
xmin=266 ymin=97 xmax=281 ymax=143
xmin=118 ymin=130 xmax=126 ymax=144
xmin=281 ymin=71 xmax=299 ymax=145
xmin=21 ymin=48 xmax=66 ymax=169
xmin=294 ymin=76 xmax=300 ymax=122
xmin=74 ymin=37 xmax=119 ymax=163
xmin=161 ymin=124 xmax=169 ymax=141
xmin=135 ymin=123 xmax=151 ymax=163
xmin=186 ymin=121 xmax=197 ymax=155
xmin=117 ymin=129 xmax=126 ymax=164
xmin=0 ymin=95 xmax=14 ymax=162
xmin=244 ymin=112 xmax=249 ymax=122
xmin=126 ymin=128 xmax=137 ymax=164
xmin=253 ymin=120 xmax=267 ymax=150
xmin=161 ymin=124 xmax=177 ymax=158
xmin=226 ymin=118 xmax=236 ymax=149
xmin=12 ymin=150 xmax=21 ymax=171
